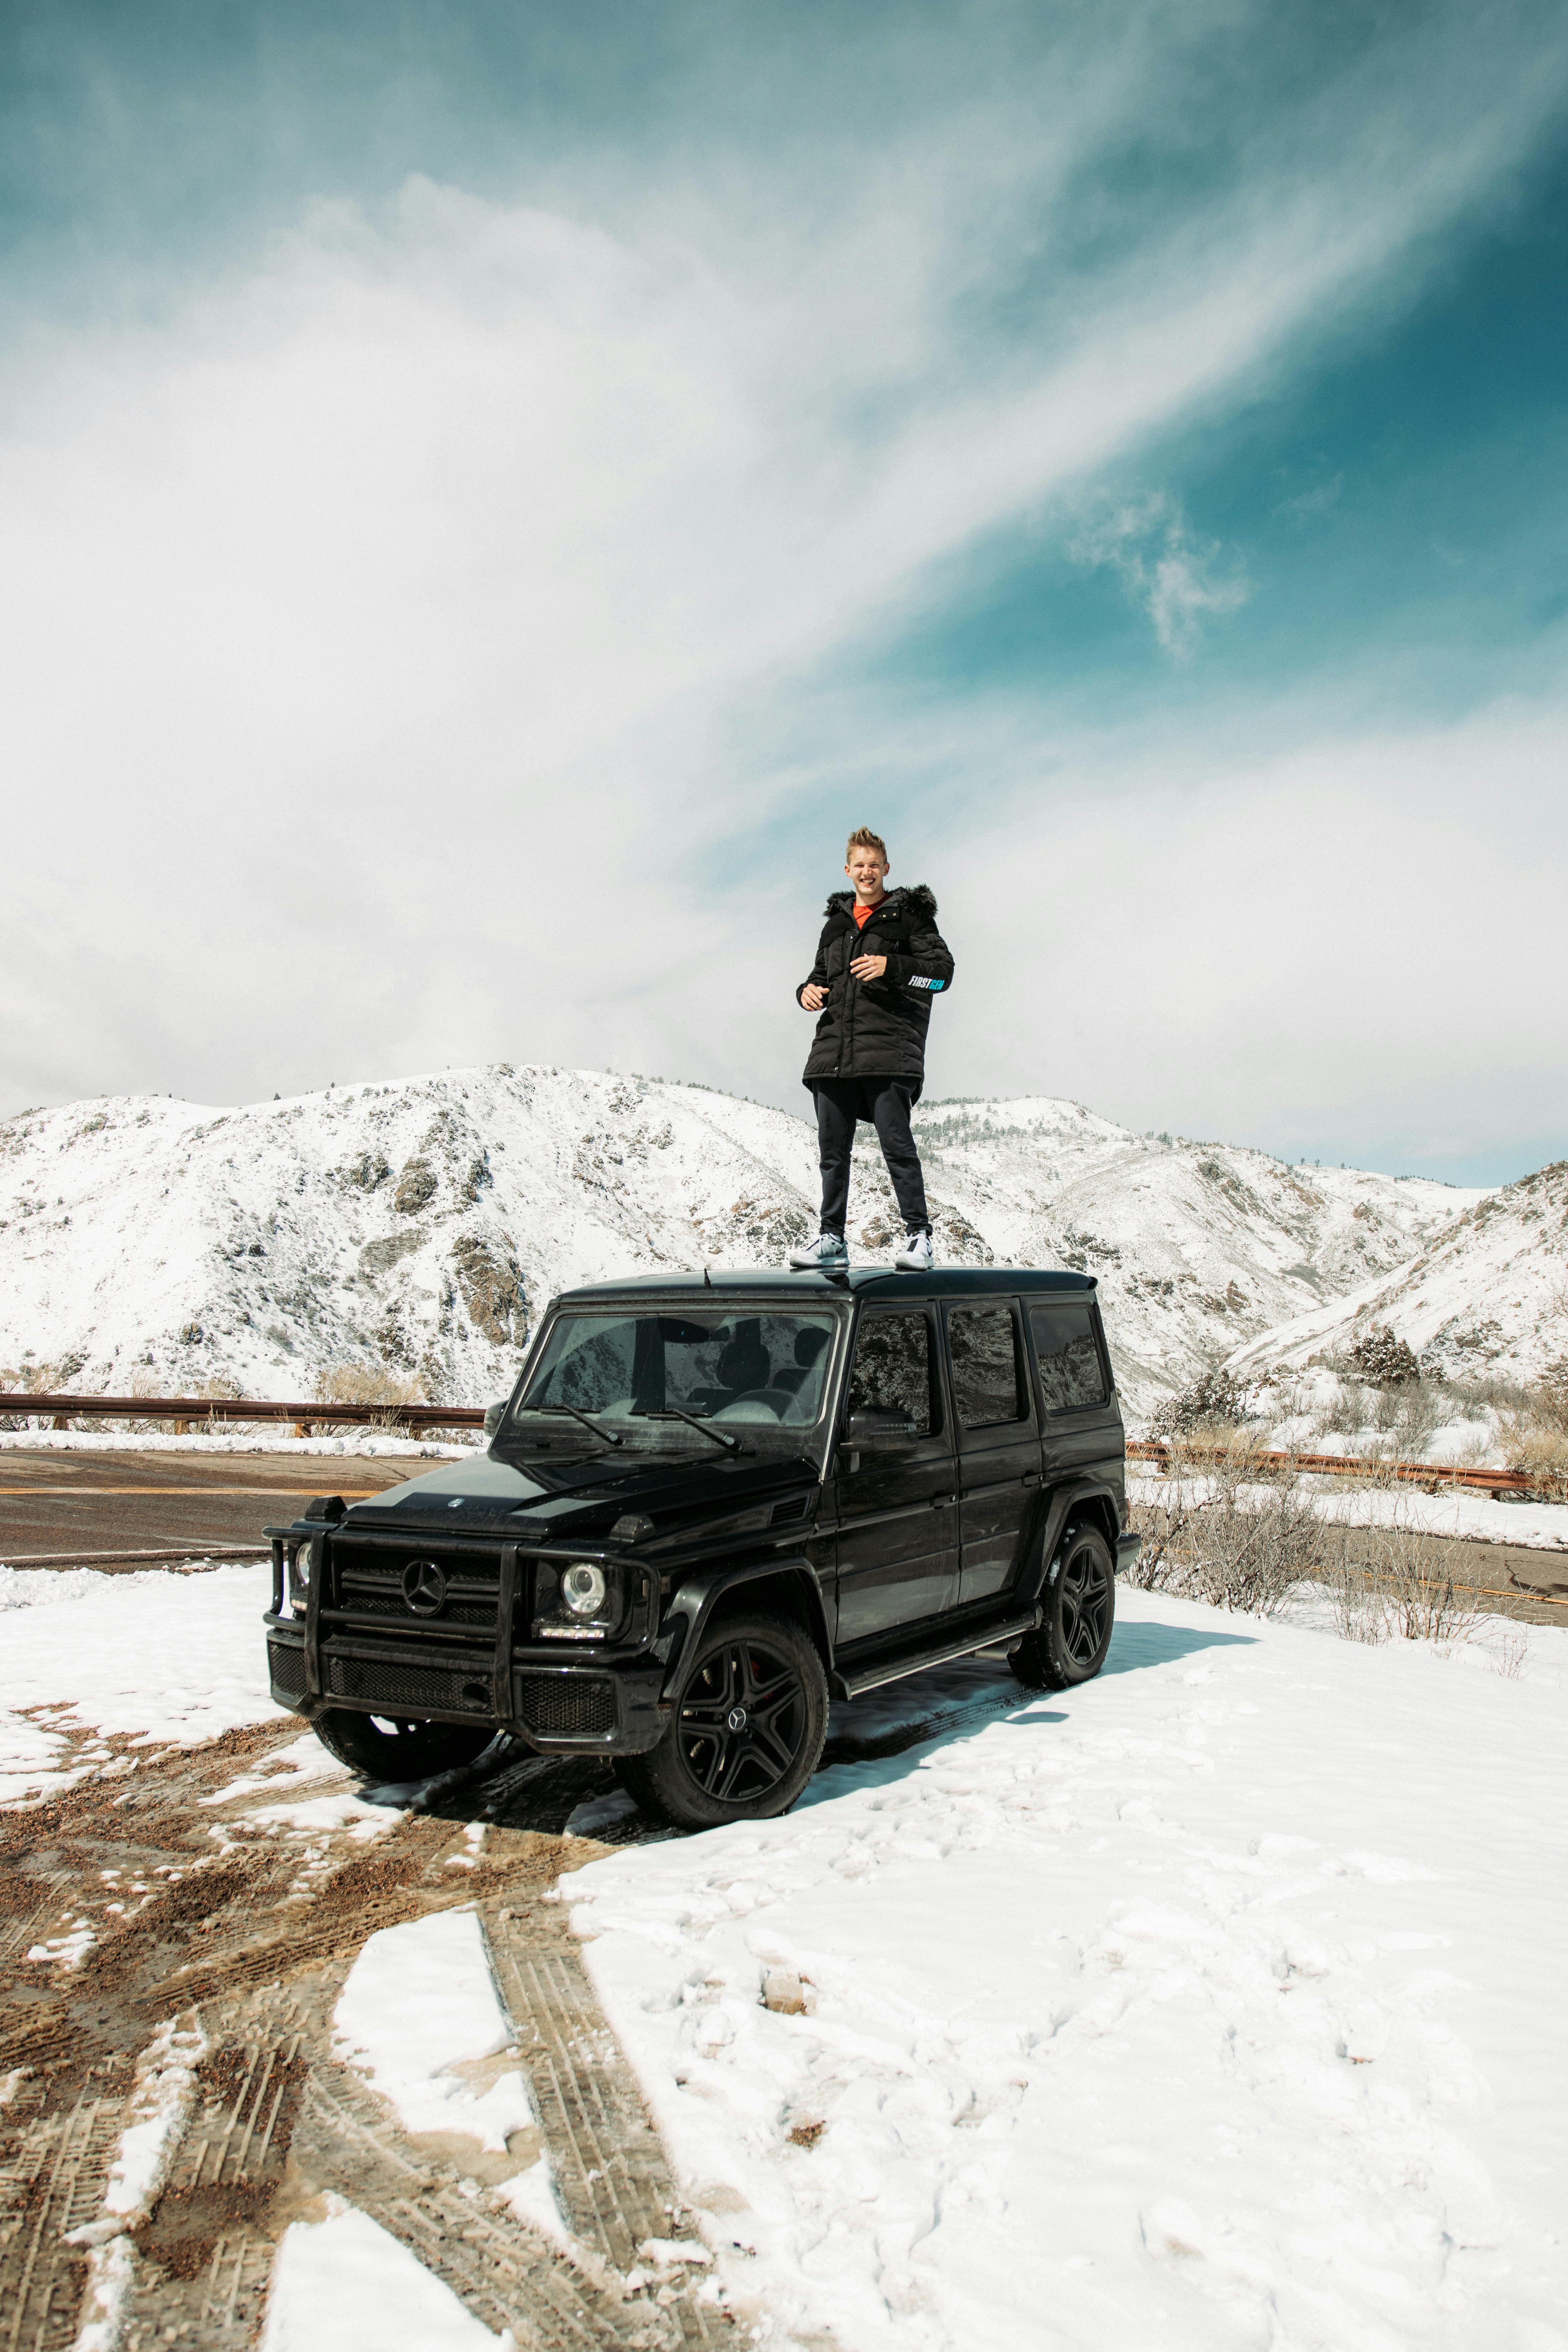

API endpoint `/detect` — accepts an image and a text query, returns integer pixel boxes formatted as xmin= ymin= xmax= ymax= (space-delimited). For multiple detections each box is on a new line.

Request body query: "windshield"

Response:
xmin=514 ymin=1310 xmax=840 ymax=1443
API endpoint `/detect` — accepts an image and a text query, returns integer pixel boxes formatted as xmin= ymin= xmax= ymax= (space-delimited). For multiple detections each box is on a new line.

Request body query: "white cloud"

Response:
xmin=1068 ymin=493 xmax=1250 ymax=653
xmin=0 ymin=2 xmax=1563 ymax=1165
xmin=913 ymin=689 xmax=1568 ymax=1169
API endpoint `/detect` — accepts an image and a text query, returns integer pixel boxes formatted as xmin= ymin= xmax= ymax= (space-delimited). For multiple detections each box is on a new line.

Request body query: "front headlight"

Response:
xmin=533 ymin=1558 xmax=622 ymax=1641
xmin=287 ymin=1539 xmax=315 ymax=1611
xmin=562 ymin=1562 xmax=607 ymax=1618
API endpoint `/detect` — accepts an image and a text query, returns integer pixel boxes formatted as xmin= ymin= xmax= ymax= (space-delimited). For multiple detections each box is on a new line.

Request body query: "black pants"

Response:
xmin=813 ymin=1077 xmax=930 ymax=1238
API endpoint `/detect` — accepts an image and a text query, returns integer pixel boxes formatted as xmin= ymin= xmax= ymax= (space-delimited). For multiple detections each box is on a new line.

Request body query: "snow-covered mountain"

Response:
xmin=899 ymin=1098 xmax=1475 ymax=1407
xmin=0 ymin=1066 xmax=1484 ymax=1419
xmin=1228 ymin=1156 xmax=1568 ymax=1389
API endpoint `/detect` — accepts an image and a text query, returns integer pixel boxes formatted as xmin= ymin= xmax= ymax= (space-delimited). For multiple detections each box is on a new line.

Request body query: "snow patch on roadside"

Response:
xmin=72 ymin=2233 xmax=138 ymax=2352
xmin=242 ymin=1787 xmax=404 ymax=1842
xmin=26 ymin=1919 xmax=96 ymax=1968
xmin=333 ymin=1908 xmax=537 ymax=2158
xmin=0 ymin=1562 xmax=281 ymax=1801
xmin=68 ymin=2017 xmax=206 ymax=2248
xmin=261 ymin=2201 xmax=508 ymax=2351
xmin=200 ymin=1733 xmax=344 ymax=1807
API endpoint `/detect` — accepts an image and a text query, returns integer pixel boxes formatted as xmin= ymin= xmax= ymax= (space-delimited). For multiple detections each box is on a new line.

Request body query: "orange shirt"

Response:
xmin=852 ymin=897 xmax=883 ymax=929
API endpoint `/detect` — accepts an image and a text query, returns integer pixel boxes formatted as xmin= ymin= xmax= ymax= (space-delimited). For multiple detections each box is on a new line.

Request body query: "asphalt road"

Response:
xmin=3 ymin=1447 xmax=1565 ymax=1622
xmin=0 ymin=1448 xmax=440 ymax=1564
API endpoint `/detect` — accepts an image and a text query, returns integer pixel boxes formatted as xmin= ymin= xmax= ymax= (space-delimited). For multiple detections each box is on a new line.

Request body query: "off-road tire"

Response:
xmin=617 ymin=1610 xmax=828 ymax=1831
xmin=1009 ymin=1522 xmax=1116 ymax=1691
xmin=311 ymin=1707 xmax=497 ymax=1781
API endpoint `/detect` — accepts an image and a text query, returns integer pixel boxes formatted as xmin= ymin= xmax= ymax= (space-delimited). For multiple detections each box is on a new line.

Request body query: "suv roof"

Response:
xmin=555 ymin=1266 xmax=1098 ymax=1304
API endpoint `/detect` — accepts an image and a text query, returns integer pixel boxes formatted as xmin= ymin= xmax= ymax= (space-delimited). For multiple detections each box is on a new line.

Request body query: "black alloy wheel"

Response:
xmin=312 ymin=1708 xmax=497 ymax=1782
xmin=617 ymin=1612 xmax=828 ymax=1831
xmin=1008 ymin=1523 xmax=1116 ymax=1691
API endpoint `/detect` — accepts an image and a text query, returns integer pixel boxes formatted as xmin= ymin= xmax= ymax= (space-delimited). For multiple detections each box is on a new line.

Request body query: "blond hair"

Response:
xmin=846 ymin=826 xmax=888 ymax=861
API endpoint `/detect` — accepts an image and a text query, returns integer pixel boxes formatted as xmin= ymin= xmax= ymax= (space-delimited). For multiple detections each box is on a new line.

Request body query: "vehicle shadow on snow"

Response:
xmin=370 ymin=1617 xmax=1259 ymax=1840
xmin=1099 ymin=1616 xmax=1258 ymax=1676
xmin=796 ymin=1616 xmax=1257 ymax=1806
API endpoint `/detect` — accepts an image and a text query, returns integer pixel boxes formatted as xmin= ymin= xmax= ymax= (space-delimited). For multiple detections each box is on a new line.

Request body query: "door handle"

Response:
xmin=931 ymin=1494 xmax=955 ymax=1508
xmin=1021 ymin=1471 xmax=1040 ymax=1487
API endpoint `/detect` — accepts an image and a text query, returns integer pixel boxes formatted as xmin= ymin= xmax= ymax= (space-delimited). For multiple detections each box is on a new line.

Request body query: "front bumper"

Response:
xmin=264 ymin=1620 xmax=670 ymax=1753
xmin=263 ymin=1516 xmax=671 ymax=1756
xmin=1115 ymin=1531 xmax=1142 ymax=1575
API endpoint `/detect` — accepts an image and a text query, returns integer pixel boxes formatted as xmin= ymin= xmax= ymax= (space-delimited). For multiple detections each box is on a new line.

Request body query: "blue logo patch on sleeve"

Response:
xmin=907 ymin=975 xmax=944 ymax=990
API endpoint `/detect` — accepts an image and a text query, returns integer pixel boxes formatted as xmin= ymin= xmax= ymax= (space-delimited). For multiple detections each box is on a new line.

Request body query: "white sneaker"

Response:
xmin=894 ymin=1229 xmax=934 ymax=1272
xmin=789 ymin=1230 xmax=849 ymax=1270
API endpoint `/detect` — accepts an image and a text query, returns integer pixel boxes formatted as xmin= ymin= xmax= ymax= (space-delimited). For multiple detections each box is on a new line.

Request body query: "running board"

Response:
xmin=833 ymin=1610 xmax=1041 ymax=1700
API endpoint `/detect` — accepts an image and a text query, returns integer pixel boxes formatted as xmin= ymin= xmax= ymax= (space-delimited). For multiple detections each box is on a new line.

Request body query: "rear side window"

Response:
xmin=1030 ymin=1305 xmax=1108 ymax=1412
xmin=847 ymin=1313 xmax=936 ymax=1435
xmin=949 ymin=1305 xmax=1026 ymax=1429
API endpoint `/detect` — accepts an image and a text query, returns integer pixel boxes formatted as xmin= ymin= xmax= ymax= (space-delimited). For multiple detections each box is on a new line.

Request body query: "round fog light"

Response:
xmin=561 ymin=1562 xmax=608 ymax=1617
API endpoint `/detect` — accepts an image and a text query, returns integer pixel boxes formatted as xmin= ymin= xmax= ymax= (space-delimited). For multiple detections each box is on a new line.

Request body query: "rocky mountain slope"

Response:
xmin=1228 ymin=1157 xmax=1568 ymax=1390
xmin=0 ymin=1066 xmax=1484 ymax=1421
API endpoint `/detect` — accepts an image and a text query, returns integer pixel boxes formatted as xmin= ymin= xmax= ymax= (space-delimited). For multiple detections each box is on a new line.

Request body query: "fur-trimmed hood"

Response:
xmin=823 ymin=883 xmax=937 ymax=920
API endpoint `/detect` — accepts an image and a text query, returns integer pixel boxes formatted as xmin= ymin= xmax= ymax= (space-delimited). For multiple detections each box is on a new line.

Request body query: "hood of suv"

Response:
xmin=341 ymin=1446 xmax=817 ymax=1538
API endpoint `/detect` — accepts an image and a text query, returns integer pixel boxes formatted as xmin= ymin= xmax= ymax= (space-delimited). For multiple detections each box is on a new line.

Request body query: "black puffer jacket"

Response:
xmin=796 ymin=885 xmax=955 ymax=1094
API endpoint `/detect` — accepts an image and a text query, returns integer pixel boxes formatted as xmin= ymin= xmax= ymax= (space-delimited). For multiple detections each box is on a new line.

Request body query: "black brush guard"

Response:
xmin=263 ymin=1515 xmax=667 ymax=1755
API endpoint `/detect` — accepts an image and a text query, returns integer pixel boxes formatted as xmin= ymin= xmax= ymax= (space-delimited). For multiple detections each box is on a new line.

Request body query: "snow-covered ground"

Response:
xmin=0 ymin=1067 xmax=1483 ymax=1420
xmin=4 ymin=1555 xmax=1567 ymax=2346
xmin=573 ymin=1594 xmax=1568 ymax=2352
xmin=0 ymin=1558 xmax=283 ymax=1802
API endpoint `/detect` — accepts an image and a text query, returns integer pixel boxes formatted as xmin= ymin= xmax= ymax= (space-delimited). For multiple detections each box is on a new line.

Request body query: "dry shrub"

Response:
xmin=1328 ymin=1521 xmax=1480 ymax=1647
xmin=1311 ymin=1380 xmax=1374 ymax=1442
xmin=1129 ymin=1446 xmax=1482 ymax=1648
xmin=1150 ymin=1369 xmax=1252 ymax=1438
xmin=313 ymin=1363 xmax=425 ymax=1421
xmin=1495 ymin=1359 xmax=1568 ymax=1499
xmin=1534 ymin=1357 xmax=1568 ymax=1435
xmin=1127 ymin=1436 xmax=1324 ymax=1615
xmin=1497 ymin=1419 xmax=1568 ymax=1504
xmin=125 ymin=1365 xmax=179 ymax=1434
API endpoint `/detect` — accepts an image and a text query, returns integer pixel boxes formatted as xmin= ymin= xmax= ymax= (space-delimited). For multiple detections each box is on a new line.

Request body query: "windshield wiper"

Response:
xmin=523 ymin=1401 xmax=624 ymax=1448
xmin=633 ymin=1405 xmax=743 ymax=1455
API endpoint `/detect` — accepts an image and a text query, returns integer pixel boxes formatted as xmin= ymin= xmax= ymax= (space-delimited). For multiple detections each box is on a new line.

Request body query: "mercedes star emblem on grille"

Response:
xmin=401 ymin=1559 xmax=448 ymax=1616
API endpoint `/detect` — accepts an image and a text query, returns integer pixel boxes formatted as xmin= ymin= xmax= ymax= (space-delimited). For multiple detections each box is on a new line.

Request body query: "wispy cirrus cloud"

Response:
xmin=1068 ymin=494 xmax=1251 ymax=654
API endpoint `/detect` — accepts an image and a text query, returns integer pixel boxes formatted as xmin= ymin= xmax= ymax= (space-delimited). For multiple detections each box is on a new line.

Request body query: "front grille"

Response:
xmin=267 ymin=1640 xmax=307 ymax=1697
xmin=515 ymin=1673 xmax=617 ymax=1738
xmin=326 ymin=1657 xmax=493 ymax=1714
xmin=335 ymin=1590 xmax=497 ymax=1627
xmin=329 ymin=1538 xmax=504 ymax=1634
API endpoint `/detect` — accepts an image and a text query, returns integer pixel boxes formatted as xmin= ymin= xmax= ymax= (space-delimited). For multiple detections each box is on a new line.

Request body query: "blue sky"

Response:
xmin=0 ymin=1 xmax=1564 ymax=1185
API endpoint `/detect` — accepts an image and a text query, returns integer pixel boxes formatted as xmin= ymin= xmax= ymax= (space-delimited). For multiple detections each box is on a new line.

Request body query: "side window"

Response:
xmin=846 ymin=1313 xmax=935 ymax=1435
xmin=949 ymin=1305 xmax=1026 ymax=1430
xmin=1030 ymin=1306 xmax=1108 ymax=1412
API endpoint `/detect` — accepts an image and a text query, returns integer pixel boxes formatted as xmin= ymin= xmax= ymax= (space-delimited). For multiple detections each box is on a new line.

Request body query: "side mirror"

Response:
xmin=483 ymin=1400 xmax=508 ymax=1442
xmin=845 ymin=1410 xmax=920 ymax=1447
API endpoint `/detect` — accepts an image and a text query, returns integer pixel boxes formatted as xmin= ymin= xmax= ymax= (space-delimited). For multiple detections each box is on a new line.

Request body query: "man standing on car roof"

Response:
xmin=789 ymin=825 xmax=955 ymax=1275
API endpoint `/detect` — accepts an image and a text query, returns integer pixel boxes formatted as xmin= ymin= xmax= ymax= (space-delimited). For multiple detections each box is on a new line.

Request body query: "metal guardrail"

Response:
xmin=1126 ymin=1437 xmax=1539 ymax=1501
xmin=0 ymin=1391 xmax=485 ymax=1435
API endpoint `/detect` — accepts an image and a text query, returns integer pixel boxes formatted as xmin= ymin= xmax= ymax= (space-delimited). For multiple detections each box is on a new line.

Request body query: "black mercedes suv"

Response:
xmin=263 ymin=1268 xmax=1138 ymax=1831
